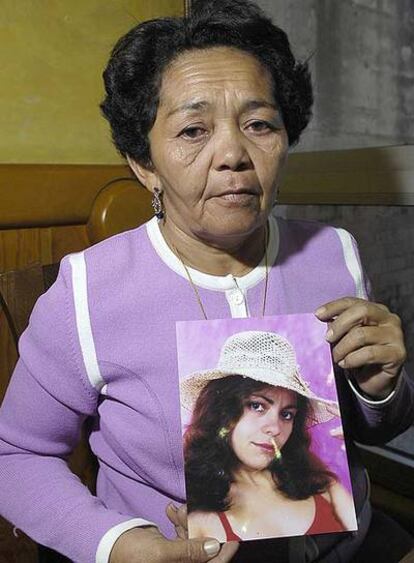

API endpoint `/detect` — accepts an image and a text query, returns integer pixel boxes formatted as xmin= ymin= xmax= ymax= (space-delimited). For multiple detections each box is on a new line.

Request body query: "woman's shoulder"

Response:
xmin=273 ymin=213 xmax=352 ymax=243
xmin=83 ymin=218 xmax=152 ymax=262
xmin=273 ymin=214 xmax=361 ymax=272
xmin=188 ymin=510 xmax=226 ymax=542
xmin=70 ymin=218 xmax=158 ymax=289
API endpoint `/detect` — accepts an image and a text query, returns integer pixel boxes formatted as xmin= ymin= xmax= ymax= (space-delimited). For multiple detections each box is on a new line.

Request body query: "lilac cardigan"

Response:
xmin=0 ymin=215 xmax=413 ymax=562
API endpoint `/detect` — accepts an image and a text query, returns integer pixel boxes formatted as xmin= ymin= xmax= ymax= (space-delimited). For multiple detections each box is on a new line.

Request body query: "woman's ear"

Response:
xmin=127 ymin=155 xmax=159 ymax=194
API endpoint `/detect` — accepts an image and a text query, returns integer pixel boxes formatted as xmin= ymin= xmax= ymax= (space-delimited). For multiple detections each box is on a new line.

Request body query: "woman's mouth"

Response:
xmin=252 ymin=442 xmax=274 ymax=453
xmin=212 ymin=190 xmax=259 ymax=207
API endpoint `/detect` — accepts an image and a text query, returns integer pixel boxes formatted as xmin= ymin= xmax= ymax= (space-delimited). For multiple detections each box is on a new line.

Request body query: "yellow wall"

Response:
xmin=1 ymin=1 xmax=184 ymax=164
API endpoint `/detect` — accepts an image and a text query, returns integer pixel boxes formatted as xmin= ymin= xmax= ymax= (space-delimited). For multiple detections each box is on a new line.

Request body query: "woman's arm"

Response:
xmin=0 ymin=259 xmax=146 ymax=562
xmin=316 ymin=233 xmax=414 ymax=444
xmin=0 ymin=258 xmax=238 ymax=563
xmin=326 ymin=481 xmax=358 ymax=531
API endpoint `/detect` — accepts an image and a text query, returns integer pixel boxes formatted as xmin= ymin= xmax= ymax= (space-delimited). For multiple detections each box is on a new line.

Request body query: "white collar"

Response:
xmin=146 ymin=214 xmax=279 ymax=292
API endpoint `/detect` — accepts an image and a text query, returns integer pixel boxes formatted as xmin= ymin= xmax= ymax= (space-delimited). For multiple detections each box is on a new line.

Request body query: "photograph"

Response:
xmin=177 ymin=314 xmax=358 ymax=542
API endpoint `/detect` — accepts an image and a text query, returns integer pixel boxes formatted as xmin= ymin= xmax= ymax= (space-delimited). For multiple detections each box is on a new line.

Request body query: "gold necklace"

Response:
xmin=174 ymin=225 xmax=269 ymax=320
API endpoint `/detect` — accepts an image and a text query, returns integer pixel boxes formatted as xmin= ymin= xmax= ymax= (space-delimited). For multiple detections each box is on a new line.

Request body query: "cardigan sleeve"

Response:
xmin=340 ymin=366 xmax=414 ymax=445
xmin=0 ymin=257 xmax=154 ymax=563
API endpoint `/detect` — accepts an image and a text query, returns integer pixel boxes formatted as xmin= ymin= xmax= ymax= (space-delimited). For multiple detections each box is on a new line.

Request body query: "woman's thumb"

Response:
xmin=171 ymin=537 xmax=220 ymax=561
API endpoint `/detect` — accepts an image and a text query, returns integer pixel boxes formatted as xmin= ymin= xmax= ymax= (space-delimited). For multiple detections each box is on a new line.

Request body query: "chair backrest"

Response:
xmin=0 ymin=264 xmax=59 ymax=400
xmin=87 ymin=177 xmax=153 ymax=245
xmin=0 ymin=263 xmax=59 ymax=347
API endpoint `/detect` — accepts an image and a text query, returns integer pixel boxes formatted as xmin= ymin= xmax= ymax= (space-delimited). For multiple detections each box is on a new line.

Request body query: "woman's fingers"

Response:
xmin=169 ymin=537 xmax=221 ymax=562
xmin=315 ymin=297 xmax=406 ymax=398
xmin=330 ymin=426 xmax=344 ymax=440
xmin=335 ymin=343 xmax=404 ymax=371
xmin=169 ymin=537 xmax=239 ymax=563
xmin=331 ymin=325 xmax=405 ymax=367
xmin=165 ymin=504 xmax=239 ymax=561
xmin=166 ymin=503 xmax=188 ymax=539
xmin=316 ymin=298 xmax=392 ymax=343
xmin=109 ymin=525 xmax=234 ymax=563
xmin=210 ymin=541 xmax=239 ymax=562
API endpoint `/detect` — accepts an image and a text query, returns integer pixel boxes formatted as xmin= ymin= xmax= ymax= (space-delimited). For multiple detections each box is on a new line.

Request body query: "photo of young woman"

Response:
xmin=178 ymin=324 xmax=358 ymax=542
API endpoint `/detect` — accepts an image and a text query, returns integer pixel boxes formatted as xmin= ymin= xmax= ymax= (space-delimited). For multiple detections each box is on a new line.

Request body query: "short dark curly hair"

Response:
xmin=101 ymin=0 xmax=313 ymax=166
xmin=184 ymin=376 xmax=335 ymax=513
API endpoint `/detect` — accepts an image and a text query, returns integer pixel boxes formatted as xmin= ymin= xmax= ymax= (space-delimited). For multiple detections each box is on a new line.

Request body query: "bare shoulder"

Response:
xmin=326 ymin=479 xmax=351 ymax=501
xmin=188 ymin=510 xmax=226 ymax=542
xmin=324 ymin=480 xmax=358 ymax=531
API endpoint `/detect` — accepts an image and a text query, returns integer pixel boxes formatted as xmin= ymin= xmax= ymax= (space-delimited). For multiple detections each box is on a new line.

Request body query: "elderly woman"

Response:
xmin=181 ymin=331 xmax=357 ymax=541
xmin=0 ymin=0 xmax=412 ymax=562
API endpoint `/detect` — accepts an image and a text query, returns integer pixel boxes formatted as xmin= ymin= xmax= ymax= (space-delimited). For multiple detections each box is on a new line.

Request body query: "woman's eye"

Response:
xmin=246 ymin=120 xmax=274 ymax=134
xmin=248 ymin=401 xmax=265 ymax=413
xmin=180 ymin=126 xmax=207 ymax=140
xmin=281 ymin=410 xmax=295 ymax=421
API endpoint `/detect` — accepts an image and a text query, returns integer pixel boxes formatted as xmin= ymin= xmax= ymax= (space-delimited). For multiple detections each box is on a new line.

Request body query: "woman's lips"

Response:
xmin=211 ymin=190 xmax=259 ymax=206
xmin=252 ymin=442 xmax=274 ymax=453
xmin=220 ymin=192 xmax=257 ymax=202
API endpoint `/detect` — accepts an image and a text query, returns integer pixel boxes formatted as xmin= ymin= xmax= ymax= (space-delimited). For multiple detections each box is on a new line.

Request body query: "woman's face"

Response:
xmin=230 ymin=386 xmax=298 ymax=471
xmin=132 ymin=46 xmax=288 ymax=246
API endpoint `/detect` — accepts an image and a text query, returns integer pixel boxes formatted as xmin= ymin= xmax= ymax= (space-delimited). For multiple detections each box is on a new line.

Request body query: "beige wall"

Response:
xmin=1 ymin=0 xmax=184 ymax=164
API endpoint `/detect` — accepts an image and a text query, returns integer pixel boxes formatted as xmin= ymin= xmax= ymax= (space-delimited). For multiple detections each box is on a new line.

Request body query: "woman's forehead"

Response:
xmin=158 ymin=46 xmax=275 ymax=113
xmin=250 ymin=384 xmax=297 ymax=404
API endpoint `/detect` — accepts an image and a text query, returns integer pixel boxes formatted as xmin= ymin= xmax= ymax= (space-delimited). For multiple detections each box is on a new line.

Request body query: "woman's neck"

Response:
xmin=159 ymin=219 xmax=267 ymax=277
xmin=233 ymin=468 xmax=275 ymax=488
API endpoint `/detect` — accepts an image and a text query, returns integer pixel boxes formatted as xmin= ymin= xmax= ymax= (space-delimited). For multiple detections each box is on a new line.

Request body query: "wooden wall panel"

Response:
xmin=0 ymin=164 xmax=129 ymax=228
xmin=0 ymin=224 xmax=89 ymax=272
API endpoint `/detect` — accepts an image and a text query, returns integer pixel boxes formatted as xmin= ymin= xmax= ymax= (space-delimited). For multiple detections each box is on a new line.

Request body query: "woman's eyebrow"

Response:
xmin=166 ymin=100 xmax=210 ymax=118
xmin=250 ymin=393 xmax=274 ymax=405
xmin=240 ymin=100 xmax=279 ymax=113
xmin=166 ymin=99 xmax=279 ymax=118
xmin=250 ymin=394 xmax=298 ymax=409
xmin=282 ymin=404 xmax=298 ymax=410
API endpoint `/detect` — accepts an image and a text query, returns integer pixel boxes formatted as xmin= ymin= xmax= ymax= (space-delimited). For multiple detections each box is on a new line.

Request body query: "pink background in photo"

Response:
xmin=176 ymin=314 xmax=353 ymax=495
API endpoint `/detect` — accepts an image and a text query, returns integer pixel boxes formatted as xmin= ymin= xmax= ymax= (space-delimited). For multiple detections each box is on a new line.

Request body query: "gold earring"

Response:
xmin=218 ymin=427 xmax=229 ymax=439
xmin=152 ymin=188 xmax=164 ymax=219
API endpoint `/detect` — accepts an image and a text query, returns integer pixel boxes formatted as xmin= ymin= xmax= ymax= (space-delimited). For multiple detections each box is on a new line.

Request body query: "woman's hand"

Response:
xmin=109 ymin=504 xmax=239 ymax=563
xmin=166 ymin=503 xmax=239 ymax=561
xmin=166 ymin=502 xmax=188 ymax=540
xmin=315 ymin=297 xmax=406 ymax=399
xmin=109 ymin=523 xmax=238 ymax=563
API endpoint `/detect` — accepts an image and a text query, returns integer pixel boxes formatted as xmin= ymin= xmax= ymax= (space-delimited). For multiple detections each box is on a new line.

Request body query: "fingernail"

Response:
xmin=325 ymin=329 xmax=333 ymax=341
xmin=315 ymin=306 xmax=326 ymax=317
xmin=338 ymin=360 xmax=345 ymax=367
xmin=204 ymin=539 xmax=220 ymax=557
xmin=168 ymin=502 xmax=178 ymax=511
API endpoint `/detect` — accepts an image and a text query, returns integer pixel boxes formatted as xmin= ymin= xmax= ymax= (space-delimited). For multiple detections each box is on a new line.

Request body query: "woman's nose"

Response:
xmin=262 ymin=414 xmax=281 ymax=437
xmin=212 ymin=125 xmax=252 ymax=172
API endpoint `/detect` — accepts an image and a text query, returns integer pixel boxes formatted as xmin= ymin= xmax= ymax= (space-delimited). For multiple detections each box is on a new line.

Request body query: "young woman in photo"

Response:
xmin=182 ymin=331 xmax=357 ymax=541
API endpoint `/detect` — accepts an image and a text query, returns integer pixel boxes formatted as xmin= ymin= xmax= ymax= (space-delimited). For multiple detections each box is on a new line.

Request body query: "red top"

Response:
xmin=217 ymin=494 xmax=345 ymax=541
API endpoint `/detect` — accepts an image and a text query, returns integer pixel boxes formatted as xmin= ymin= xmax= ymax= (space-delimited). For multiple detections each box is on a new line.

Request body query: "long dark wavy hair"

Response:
xmin=184 ymin=375 xmax=336 ymax=513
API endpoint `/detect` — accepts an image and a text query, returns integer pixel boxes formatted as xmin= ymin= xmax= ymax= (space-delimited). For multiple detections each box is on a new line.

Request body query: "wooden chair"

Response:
xmin=86 ymin=177 xmax=152 ymax=244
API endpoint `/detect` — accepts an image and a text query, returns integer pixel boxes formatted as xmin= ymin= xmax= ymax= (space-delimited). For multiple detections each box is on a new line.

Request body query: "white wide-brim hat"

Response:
xmin=180 ymin=331 xmax=339 ymax=427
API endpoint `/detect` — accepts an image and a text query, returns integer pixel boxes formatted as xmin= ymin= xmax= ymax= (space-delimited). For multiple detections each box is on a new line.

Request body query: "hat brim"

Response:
xmin=180 ymin=369 xmax=339 ymax=427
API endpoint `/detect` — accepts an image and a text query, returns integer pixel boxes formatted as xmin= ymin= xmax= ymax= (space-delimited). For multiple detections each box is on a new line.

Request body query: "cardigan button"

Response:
xmin=229 ymin=290 xmax=245 ymax=306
